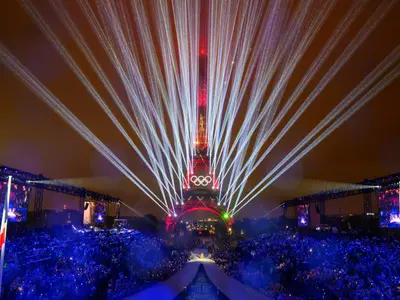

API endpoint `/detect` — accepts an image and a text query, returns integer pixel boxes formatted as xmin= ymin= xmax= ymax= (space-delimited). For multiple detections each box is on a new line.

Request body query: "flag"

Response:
xmin=0 ymin=177 xmax=11 ymax=250
xmin=0 ymin=176 xmax=12 ymax=296
xmin=0 ymin=229 xmax=5 ymax=250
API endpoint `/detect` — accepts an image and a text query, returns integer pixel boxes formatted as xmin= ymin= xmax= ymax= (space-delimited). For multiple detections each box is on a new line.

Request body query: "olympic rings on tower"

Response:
xmin=190 ymin=175 xmax=212 ymax=186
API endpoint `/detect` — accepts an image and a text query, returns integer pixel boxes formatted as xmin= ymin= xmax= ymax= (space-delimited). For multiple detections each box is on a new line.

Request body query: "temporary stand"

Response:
xmin=0 ymin=166 xmax=120 ymax=225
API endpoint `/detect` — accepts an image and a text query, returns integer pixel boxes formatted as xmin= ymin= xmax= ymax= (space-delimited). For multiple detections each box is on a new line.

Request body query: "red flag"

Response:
xmin=0 ymin=229 xmax=4 ymax=250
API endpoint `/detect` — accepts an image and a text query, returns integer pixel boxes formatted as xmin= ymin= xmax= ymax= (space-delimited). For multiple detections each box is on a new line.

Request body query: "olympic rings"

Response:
xmin=190 ymin=175 xmax=212 ymax=186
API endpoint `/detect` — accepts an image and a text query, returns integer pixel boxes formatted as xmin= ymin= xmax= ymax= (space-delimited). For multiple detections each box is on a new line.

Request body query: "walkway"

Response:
xmin=175 ymin=264 xmax=229 ymax=300
xmin=127 ymin=250 xmax=270 ymax=300
xmin=201 ymin=263 xmax=270 ymax=300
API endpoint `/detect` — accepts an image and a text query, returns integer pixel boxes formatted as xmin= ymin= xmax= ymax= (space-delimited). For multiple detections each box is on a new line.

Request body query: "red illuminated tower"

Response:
xmin=197 ymin=49 xmax=208 ymax=151
xmin=165 ymin=7 xmax=233 ymax=232
xmin=182 ymin=48 xmax=219 ymax=191
xmin=166 ymin=48 xmax=224 ymax=232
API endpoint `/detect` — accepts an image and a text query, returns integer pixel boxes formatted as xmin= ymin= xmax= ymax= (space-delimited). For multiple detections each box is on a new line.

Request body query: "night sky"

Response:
xmin=1 ymin=1 xmax=399 ymax=218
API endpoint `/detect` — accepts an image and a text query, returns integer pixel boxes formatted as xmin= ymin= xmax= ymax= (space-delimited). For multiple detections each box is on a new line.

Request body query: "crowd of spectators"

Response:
xmin=3 ymin=227 xmax=190 ymax=299
xmin=4 ymin=222 xmax=400 ymax=300
xmin=214 ymin=230 xmax=400 ymax=299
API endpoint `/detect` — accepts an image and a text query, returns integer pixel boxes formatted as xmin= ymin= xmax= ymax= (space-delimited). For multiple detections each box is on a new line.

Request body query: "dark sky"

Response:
xmin=1 ymin=1 xmax=399 ymax=218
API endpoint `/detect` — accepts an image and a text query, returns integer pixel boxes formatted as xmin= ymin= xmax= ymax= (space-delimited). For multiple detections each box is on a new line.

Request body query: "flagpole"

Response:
xmin=0 ymin=176 xmax=12 ymax=297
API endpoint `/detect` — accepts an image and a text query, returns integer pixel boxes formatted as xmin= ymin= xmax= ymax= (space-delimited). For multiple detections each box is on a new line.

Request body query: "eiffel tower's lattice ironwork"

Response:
xmin=166 ymin=49 xmax=233 ymax=232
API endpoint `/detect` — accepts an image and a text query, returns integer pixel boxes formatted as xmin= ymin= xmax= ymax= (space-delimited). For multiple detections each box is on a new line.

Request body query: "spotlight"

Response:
xmin=217 ymin=203 xmax=220 ymax=206
xmin=173 ymin=213 xmax=177 ymax=217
